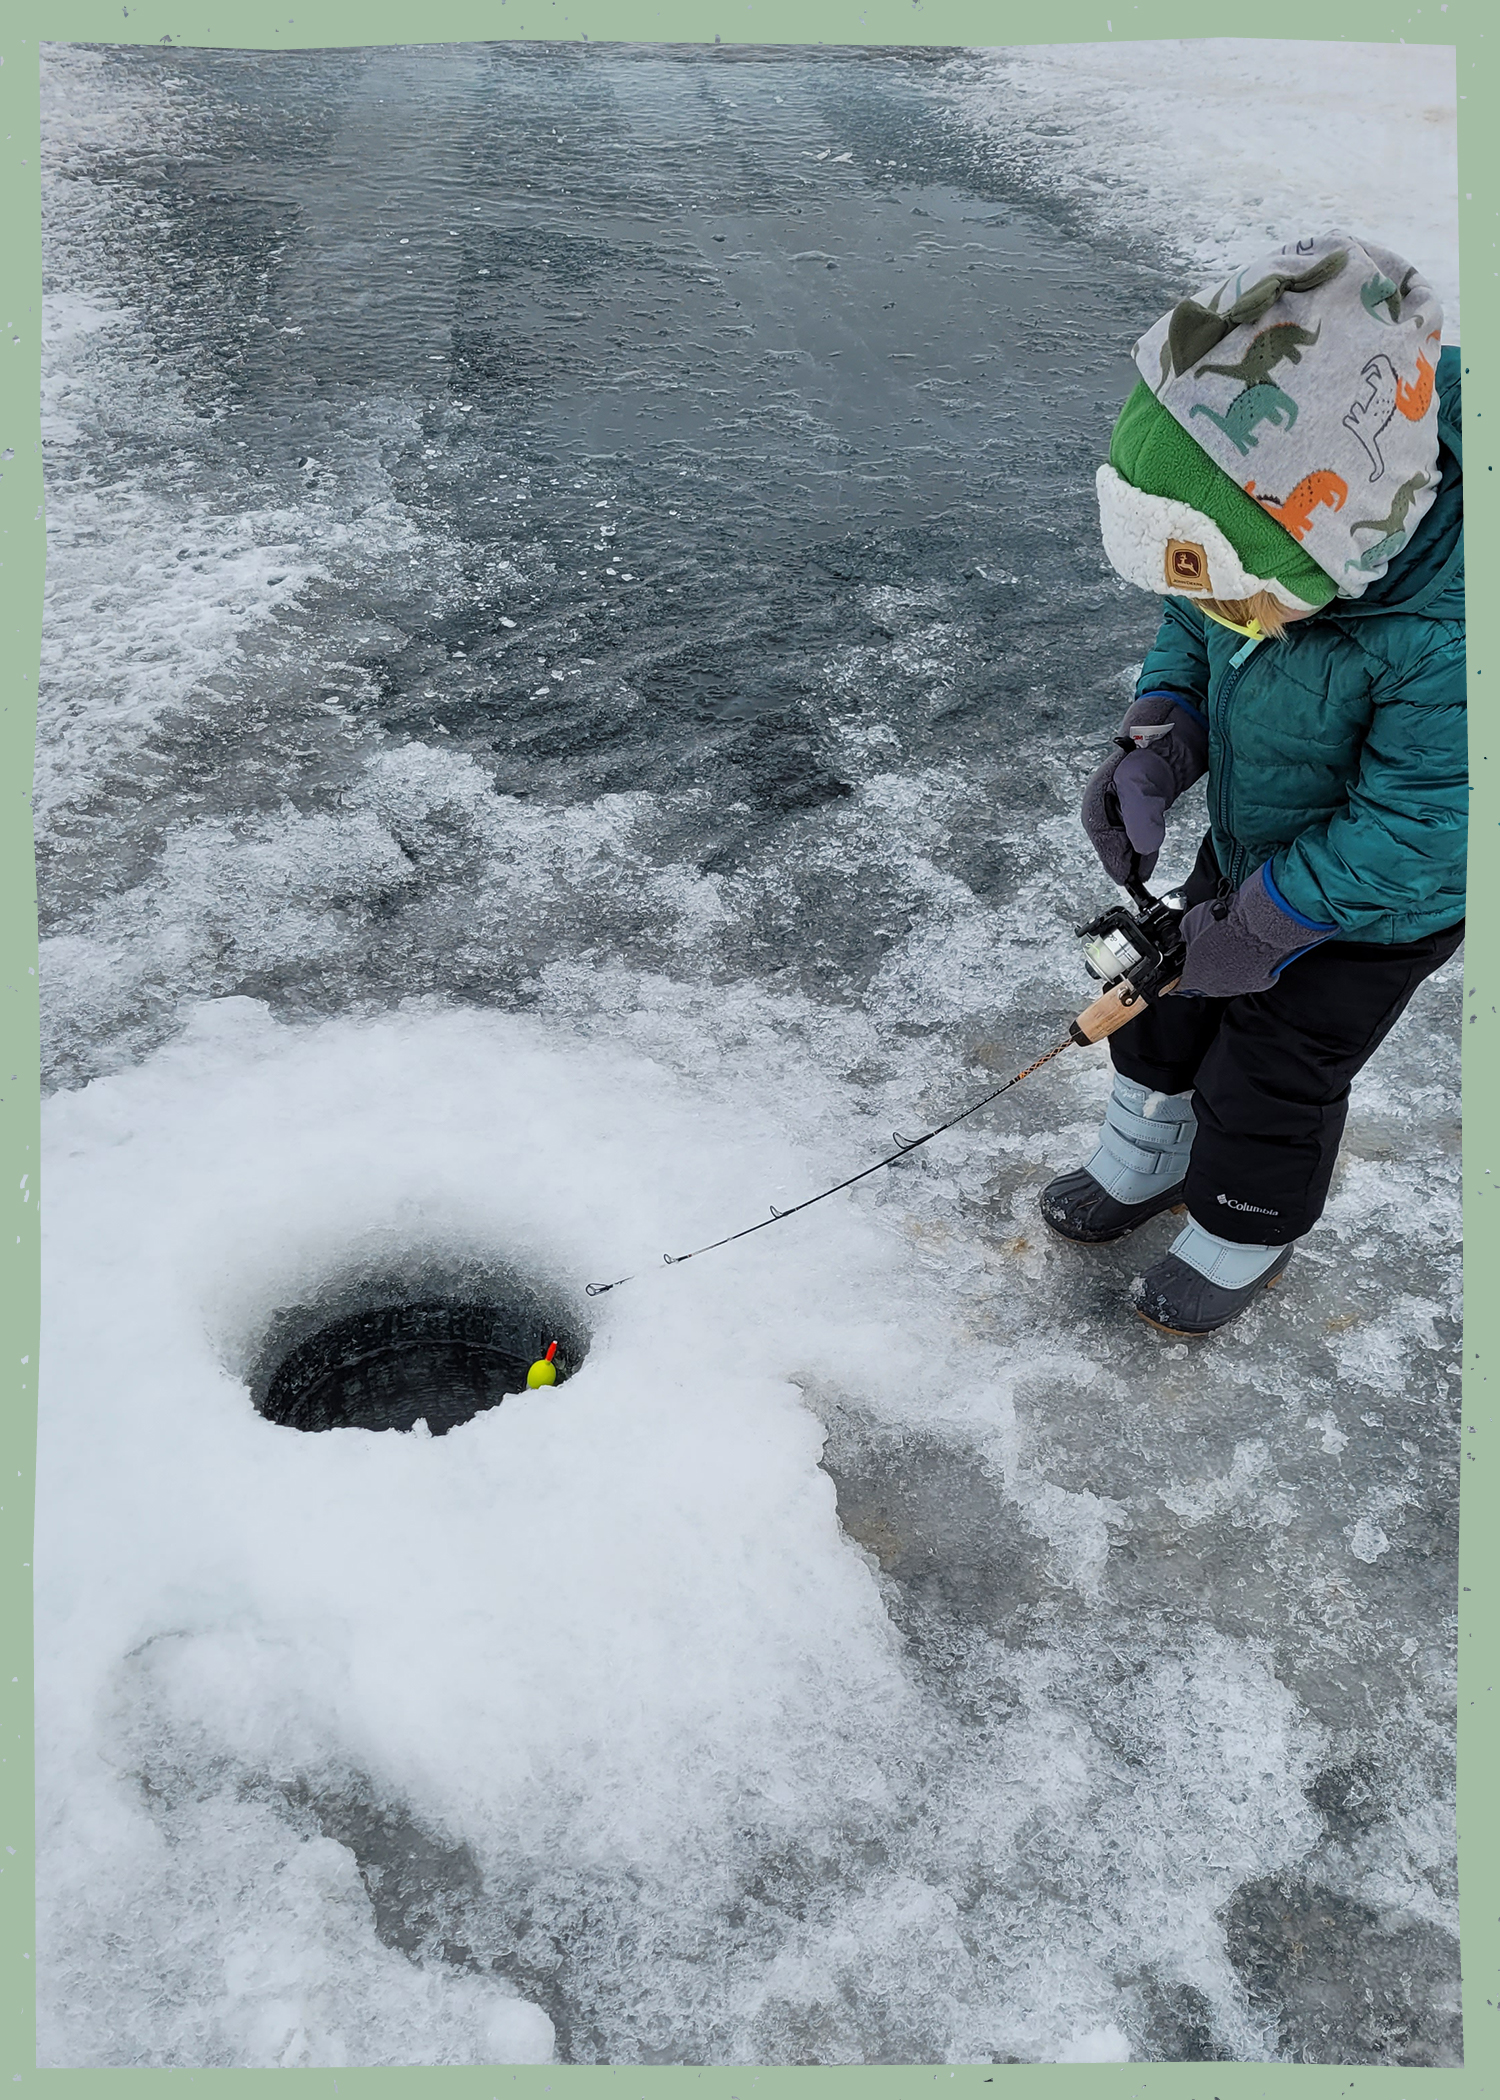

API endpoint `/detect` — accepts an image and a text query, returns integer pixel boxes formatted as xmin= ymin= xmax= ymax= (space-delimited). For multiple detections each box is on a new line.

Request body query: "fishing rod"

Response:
xmin=586 ymin=872 xmax=1187 ymax=1297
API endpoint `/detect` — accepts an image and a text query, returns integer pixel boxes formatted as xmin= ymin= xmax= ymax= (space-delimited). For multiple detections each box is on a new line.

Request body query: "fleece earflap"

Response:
xmin=1098 ymin=384 xmax=1335 ymax=610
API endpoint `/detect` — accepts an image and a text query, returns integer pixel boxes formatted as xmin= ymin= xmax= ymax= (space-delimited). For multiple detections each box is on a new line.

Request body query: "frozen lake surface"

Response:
xmin=36 ymin=40 xmax=1463 ymax=2068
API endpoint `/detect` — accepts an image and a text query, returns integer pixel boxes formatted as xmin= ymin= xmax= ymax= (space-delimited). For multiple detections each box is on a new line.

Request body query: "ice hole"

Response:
xmin=250 ymin=1264 xmax=587 ymax=1436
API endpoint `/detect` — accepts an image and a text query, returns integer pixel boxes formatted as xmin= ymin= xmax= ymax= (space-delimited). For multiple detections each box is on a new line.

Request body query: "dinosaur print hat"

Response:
xmin=1097 ymin=232 xmax=1444 ymax=609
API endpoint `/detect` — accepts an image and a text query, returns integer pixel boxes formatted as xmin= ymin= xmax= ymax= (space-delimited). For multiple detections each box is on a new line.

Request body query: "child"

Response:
xmin=1042 ymin=232 xmax=1466 ymax=1336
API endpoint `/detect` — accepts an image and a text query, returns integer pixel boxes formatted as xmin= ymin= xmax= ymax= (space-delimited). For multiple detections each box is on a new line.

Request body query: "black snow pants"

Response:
xmin=1110 ymin=834 xmax=1465 ymax=1246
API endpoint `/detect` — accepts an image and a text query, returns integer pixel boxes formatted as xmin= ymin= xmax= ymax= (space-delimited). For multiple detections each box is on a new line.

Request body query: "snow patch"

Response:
xmin=949 ymin=40 xmax=1460 ymax=340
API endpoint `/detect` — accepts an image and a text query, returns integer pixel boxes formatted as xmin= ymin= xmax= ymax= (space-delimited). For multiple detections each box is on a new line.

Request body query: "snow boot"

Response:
xmin=1040 ymin=1167 xmax=1188 ymax=1244
xmin=1136 ymin=1221 xmax=1294 ymax=1336
xmin=1040 ymin=1072 xmax=1195 ymax=1246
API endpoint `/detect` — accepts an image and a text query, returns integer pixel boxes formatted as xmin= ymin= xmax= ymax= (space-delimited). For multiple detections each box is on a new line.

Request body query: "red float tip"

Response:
xmin=544 ymin=1341 xmax=558 ymax=1362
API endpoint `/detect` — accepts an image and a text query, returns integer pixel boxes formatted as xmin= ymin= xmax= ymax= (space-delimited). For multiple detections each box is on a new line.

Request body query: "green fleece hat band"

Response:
xmin=1105 ymin=381 xmax=1337 ymax=609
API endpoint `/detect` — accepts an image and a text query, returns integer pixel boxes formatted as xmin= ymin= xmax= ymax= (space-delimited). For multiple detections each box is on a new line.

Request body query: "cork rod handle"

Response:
xmin=1070 ymin=979 xmax=1179 ymax=1045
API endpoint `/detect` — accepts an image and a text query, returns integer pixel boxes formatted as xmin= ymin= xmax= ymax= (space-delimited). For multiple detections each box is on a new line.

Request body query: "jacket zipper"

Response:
xmin=1210 ymin=630 xmax=1266 ymax=886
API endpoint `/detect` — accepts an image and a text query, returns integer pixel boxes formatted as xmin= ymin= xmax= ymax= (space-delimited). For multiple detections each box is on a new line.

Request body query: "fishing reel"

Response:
xmin=1070 ymin=874 xmax=1187 ymax=1046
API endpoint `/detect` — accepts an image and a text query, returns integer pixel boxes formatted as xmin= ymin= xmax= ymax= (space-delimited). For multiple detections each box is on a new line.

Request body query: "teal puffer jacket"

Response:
xmin=1134 ymin=345 xmax=1466 ymax=943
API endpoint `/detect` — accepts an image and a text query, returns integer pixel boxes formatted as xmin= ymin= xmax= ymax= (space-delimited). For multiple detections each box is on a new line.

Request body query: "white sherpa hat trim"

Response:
xmin=1095 ymin=465 xmax=1320 ymax=612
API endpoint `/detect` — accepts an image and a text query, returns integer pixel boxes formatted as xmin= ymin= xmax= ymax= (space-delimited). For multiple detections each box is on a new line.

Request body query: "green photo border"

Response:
xmin=2 ymin=2 xmax=1491 ymax=2091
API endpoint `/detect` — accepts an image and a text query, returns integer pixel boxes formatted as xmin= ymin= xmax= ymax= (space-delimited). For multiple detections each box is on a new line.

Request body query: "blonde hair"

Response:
xmin=1194 ymin=590 xmax=1298 ymax=640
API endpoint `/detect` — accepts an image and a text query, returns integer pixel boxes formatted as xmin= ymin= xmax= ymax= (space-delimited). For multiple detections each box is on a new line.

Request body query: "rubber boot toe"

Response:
xmin=1039 ymin=1167 xmax=1187 ymax=1246
xmin=1136 ymin=1245 xmax=1295 ymax=1336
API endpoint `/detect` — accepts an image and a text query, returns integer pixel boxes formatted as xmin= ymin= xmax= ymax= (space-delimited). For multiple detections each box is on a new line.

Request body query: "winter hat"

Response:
xmin=1097 ymin=232 xmax=1444 ymax=609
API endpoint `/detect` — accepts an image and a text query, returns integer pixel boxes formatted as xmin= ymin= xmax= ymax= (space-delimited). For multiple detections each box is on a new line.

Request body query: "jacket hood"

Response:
xmin=1332 ymin=345 xmax=1464 ymax=621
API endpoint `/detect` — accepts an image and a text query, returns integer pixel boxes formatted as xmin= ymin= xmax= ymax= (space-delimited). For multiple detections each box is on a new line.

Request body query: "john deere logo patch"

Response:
xmin=1164 ymin=539 xmax=1209 ymax=590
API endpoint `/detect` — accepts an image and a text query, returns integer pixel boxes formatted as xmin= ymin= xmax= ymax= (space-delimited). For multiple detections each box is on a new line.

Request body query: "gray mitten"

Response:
xmin=1172 ymin=864 xmax=1337 ymax=998
xmin=1081 ymin=692 xmax=1209 ymax=885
